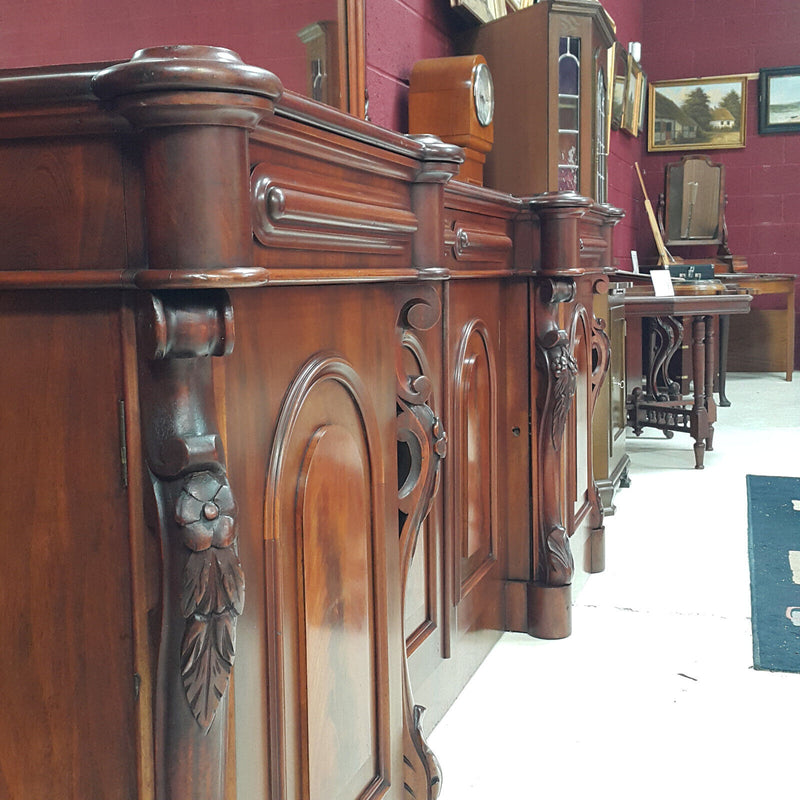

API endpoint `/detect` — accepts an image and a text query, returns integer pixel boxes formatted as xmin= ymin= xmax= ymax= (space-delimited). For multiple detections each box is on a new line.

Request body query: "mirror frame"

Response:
xmin=661 ymin=154 xmax=726 ymax=248
xmin=341 ymin=0 xmax=366 ymax=117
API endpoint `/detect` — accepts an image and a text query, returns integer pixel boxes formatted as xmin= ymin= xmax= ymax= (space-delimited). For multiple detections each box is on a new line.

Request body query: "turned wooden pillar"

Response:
xmin=408 ymin=133 xmax=461 ymax=277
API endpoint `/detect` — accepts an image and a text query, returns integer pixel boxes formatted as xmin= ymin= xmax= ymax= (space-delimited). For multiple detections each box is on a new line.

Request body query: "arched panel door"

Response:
xmin=264 ymin=354 xmax=391 ymax=800
xmin=452 ymin=320 xmax=498 ymax=600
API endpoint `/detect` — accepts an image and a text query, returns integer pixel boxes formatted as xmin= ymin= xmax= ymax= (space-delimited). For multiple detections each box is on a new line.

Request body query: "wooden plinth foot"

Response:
xmin=589 ymin=526 xmax=605 ymax=573
xmin=528 ymin=583 xmax=572 ymax=639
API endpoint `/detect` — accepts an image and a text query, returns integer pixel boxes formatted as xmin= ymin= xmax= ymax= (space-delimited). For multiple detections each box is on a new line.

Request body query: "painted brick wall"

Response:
xmin=365 ymin=0 xmax=461 ymax=131
xmin=0 ymin=0 xmax=337 ymax=97
xmin=600 ymin=0 xmax=645 ymax=271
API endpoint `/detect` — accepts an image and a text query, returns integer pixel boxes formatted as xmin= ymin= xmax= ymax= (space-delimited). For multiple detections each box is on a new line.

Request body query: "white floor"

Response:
xmin=429 ymin=372 xmax=800 ymax=799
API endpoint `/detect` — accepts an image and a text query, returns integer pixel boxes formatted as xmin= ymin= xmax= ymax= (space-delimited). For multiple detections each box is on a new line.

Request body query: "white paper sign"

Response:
xmin=650 ymin=269 xmax=674 ymax=297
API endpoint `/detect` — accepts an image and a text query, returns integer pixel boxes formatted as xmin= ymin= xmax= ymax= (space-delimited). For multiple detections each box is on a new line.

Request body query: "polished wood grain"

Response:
xmin=0 ymin=292 xmax=139 ymax=799
xmin=720 ymin=273 xmax=796 ymax=382
xmin=0 ymin=46 xmax=618 ymax=800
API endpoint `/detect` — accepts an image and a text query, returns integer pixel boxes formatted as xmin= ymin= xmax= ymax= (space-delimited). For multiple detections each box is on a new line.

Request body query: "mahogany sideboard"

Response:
xmin=0 ymin=47 xmax=621 ymax=800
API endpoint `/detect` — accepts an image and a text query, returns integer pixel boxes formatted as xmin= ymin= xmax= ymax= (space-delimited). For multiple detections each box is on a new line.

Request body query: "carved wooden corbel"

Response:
xmin=138 ymin=289 xmax=240 ymax=799
xmin=530 ymin=277 xmax=577 ymax=639
xmin=396 ymin=285 xmax=446 ymax=799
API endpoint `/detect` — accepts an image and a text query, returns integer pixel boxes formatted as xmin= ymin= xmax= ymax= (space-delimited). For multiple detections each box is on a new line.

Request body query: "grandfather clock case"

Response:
xmin=461 ymin=0 xmax=615 ymax=201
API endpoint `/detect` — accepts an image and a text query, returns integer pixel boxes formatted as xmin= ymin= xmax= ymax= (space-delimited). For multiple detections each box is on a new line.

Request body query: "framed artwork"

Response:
xmin=621 ymin=55 xmax=643 ymax=135
xmin=610 ymin=43 xmax=628 ymax=131
xmin=450 ymin=0 xmax=507 ymax=24
xmin=759 ymin=66 xmax=800 ymax=134
xmin=648 ymin=75 xmax=748 ymax=152
xmin=637 ymin=71 xmax=648 ymax=134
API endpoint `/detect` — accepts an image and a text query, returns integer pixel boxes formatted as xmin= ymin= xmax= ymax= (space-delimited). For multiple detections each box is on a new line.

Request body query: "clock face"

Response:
xmin=473 ymin=62 xmax=495 ymax=127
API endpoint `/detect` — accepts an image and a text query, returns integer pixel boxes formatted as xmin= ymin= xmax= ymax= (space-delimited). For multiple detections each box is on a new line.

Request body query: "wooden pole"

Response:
xmin=635 ymin=161 xmax=675 ymax=266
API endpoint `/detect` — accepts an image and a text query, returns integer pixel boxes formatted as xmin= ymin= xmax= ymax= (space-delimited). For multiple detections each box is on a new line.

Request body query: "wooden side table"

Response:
xmin=623 ymin=286 xmax=752 ymax=469
xmin=717 ymin=274 xmax=796 ymax=403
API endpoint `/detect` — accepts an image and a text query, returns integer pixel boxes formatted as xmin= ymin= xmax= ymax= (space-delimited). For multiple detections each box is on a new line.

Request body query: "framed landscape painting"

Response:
xmin=648 ymin=75 xmax=748 ymax=152
xmin=759 ymin=66 xmax=800 ymax=134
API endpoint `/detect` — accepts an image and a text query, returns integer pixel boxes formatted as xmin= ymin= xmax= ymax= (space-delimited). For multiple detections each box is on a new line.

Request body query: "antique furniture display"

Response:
xmin=0 ymin=46 xmax=619 ymax=800
xmin=459 ymin=0 xmax=616 ymax=201
xmin=623 ymin=284 xmax=751 ymax=469
xmin=408 ymin=55 xmax=495 ymax=186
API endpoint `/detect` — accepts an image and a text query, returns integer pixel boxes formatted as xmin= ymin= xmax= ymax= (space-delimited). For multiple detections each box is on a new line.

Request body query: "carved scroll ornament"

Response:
xmin=396 ymin=286 xmax=446 ymax=799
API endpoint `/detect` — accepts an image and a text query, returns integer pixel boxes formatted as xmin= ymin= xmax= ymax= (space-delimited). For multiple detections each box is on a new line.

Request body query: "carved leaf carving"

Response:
xmin=180 ymin=546 xmax=244 ymax=730
xmin=217 ymin=547 xmax=245 ymax=615
xmin=549 ymin=347 xmax=578 ymax=451
xmin=181 ymin=608 xmax=237 ymax=732
xmin=545 ymin=524 xmax=574 ymax=586
xmin=182 ymin=548 xmax=245 ymax=618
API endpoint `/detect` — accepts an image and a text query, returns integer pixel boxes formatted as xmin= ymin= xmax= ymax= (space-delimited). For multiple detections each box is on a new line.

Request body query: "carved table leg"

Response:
xmin=718 ymin=313 xmax=731 ymax=406
xmin=690 ymin=315 xmax=709 ymax=469
xmin=704 ymin=314 xmax=717 ymax=453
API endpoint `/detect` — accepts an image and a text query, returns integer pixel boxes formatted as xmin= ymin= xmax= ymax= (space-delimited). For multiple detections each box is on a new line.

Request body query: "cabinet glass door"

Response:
xmin=558 ymin=36 xmax=581 ymax=191
xmin=595 ymin=65 xmax=608 ymax=202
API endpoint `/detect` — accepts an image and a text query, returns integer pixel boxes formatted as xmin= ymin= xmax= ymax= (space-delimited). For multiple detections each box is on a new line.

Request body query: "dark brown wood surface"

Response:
xmin=0 ymin=292 xmax=141 ymax=799
xmin=0 ymin=46 xmax=620 ymax=800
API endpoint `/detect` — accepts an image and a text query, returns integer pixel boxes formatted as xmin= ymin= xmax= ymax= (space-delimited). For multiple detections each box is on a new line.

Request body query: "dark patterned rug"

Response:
xmin=747 ymin=474 xmax=800 ymax=673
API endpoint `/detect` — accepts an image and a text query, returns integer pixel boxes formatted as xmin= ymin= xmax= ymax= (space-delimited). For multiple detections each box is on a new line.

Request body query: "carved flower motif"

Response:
xmin=551 ymin=349 xmax=578 ymax=380
xmin=432 ymin=417 xmax=448 ymax=459
xmin=175 ymin=470 xmax=237 ymax=552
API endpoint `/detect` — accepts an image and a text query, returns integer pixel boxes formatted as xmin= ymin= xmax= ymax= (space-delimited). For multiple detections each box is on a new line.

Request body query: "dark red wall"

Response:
xmin=0 ymin=0 xmax=336 ymax=97
xmin=365 ymin=1 xmax=460 ymax=132
xmin=599 ymin=0 xmax=645 ymax=271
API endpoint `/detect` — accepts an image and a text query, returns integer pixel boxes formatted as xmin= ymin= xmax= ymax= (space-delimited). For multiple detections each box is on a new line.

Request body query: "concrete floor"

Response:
xmin=429 ymin=372 xmax=800 ymax=799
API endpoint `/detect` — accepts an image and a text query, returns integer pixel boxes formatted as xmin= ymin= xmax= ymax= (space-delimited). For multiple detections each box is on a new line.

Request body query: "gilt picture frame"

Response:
xmin=610 ymin=43 xmax=628 ymax=131
xmin=621 ymin=55 xmax=643 ymax=136
xmin=648 ymin=75 xmax=748 ymax=152
xmin=759 ymin=66 xmax=800 ymax=134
